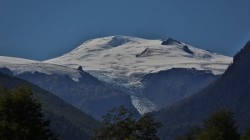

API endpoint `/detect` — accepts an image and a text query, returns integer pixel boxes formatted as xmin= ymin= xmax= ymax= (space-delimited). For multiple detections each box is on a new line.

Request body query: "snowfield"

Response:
xmin=46 ymin=36 xmax=232 ymax=86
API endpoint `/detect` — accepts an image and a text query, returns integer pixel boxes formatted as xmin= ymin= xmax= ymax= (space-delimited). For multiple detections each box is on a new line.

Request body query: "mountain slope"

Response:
xmin=154 ymin=41 xmax=250 ymax=140
xmin=45 ymin=36 xmax=232 ymax=113
xmin=140 ymin=68 xmax=218 ymax=108
xmin=0 ymin=56 xmax=136 ymax=120
xmin=0 ymin=71 xmax=99 ymax=140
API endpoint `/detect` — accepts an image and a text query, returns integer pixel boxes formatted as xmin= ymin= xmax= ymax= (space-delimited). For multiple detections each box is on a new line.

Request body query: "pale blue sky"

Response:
xmin=1 ymin=0 xmax=250 ymax=60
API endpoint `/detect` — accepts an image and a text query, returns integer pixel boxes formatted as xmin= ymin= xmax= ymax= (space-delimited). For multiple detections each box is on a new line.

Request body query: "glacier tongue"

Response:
xmin=88 ymin=69 xmax=158 ymax=114
xmin=131 ymin=94 xmax=158 ymax=114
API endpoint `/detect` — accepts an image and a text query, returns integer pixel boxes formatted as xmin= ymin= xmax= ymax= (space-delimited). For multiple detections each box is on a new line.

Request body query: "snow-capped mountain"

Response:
xmin=46 ymin=36 xmax=233 ymax=113
xmin=47 ymin=36 xmax=231 ymax=76
xmin=0 ymin=36 xmax=233 ymax=116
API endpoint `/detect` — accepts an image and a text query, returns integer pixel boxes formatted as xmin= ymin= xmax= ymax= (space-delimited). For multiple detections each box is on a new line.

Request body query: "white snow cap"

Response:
xmin=46 ymin=35 xmax=232 ymax=77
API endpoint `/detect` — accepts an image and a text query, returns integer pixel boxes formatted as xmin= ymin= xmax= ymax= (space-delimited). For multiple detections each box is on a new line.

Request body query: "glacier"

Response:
xmin=45 ymin=36 xmax=233 ymax=114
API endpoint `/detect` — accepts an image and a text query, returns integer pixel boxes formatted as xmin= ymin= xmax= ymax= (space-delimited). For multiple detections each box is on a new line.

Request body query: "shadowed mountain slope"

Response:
xmin=155 ymin=41 xmax=250 ymax=140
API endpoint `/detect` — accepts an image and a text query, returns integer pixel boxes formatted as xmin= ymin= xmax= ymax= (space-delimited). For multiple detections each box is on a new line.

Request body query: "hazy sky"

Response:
xmin=1 ymin=0 xmax=250 ymax=60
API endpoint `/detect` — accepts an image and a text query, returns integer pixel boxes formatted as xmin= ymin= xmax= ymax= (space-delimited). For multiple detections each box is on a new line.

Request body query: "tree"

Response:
xmin=175 ymin=126 xmax=202 ymax=140
xmin=94 ymin=106 xmax=162 ymax=140
xmin=134 ymin=114 xmax=162 ymax=139
xmin=200 ymin=109 xmax=240 ymax=140
xmin=0 ymin=87 xmax=57 ymax=140
xmin=242 ymin=128 xmax=250 ymax=140
xmin=177 ymin=109 xmax=240 ymax=140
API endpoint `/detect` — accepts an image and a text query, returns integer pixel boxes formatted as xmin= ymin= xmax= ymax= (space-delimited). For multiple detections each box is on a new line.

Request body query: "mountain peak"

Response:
xmin=223 ymin=39 xmax=250 ymax=76
xmin=233 ymin=40 xmax=250 ymax=63
xmin=161 ymin=38 xmax=182 ymax=46
xmin=106 ymin=36 xmax=135 ymax=47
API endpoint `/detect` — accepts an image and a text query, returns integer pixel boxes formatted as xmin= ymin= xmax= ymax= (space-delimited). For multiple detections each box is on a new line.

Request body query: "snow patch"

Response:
xmin=131 ymin=95 xmax=158 ymax=114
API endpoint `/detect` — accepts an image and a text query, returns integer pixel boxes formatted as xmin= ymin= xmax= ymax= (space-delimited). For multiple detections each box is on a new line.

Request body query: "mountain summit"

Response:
xmin=46 ymin=36 xmax=232 ymax=85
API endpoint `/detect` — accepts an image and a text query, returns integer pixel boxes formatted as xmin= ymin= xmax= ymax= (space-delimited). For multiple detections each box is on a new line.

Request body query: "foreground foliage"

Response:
xmin=242 ymin=128 xmax=250 ymax=140
xmin=0 ymin=87 xmax=57 ymax=140
xmin=94 ymin=106 xmax=162 ymax=140
xmin=176 ymin=109 xmax=242 ymax=140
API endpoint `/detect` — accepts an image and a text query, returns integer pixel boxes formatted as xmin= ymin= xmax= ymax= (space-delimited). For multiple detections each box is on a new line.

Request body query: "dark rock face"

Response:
xmin=154 ymin=40 xmax=250 ymax=140
xmin=161 ymin=38 xmax=182 ymax=45
xmin=106 ymin=36 xmax=131 ymax=47
xmin=0 ymin=67 xmax=13 ymax=75
xmin=183 ymin=45 xmax=194 ymax=55
xmin=77 ymin=66 xmax=83 ymax=71
xmin=136 ymin=48 xmax=150 ymax=57
xmin=202 ymin=54 xmax=212 ymax=59
xmin=141 ymin=68 xmax=218 ymax=109
xmin=230 ymin=40 xmax=250 ymax=68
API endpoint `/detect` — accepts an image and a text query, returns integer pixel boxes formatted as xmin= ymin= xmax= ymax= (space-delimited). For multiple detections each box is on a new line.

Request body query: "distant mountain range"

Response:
xmin=154 ymin=41 xmax=250 ymax=140
xmin=0 ymin=36 xmax=232 ymax=117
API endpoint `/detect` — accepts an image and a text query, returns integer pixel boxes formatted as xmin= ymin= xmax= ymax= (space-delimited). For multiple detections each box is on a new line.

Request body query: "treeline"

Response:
xmin=94 ymin=107 xmax=250 ymax=140
xmin=0 ymin=86 xmax=162 ymax=140
xmin=175 ymin=109 xmax=250 ymax=140
xmin=0 ymin=86 xmax=96 ymax=140
xmin=1 ymin=85 xmax=250 ymax=140
xmin=93 ymin=106 xmax=162 ymax=140
xmin=0 ymin=87 xmax=57 ymax=140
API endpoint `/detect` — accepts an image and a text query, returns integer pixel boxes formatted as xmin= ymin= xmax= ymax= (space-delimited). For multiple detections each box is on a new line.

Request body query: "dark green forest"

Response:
xmin=0 ymin=72 xmax=99 ymax=139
